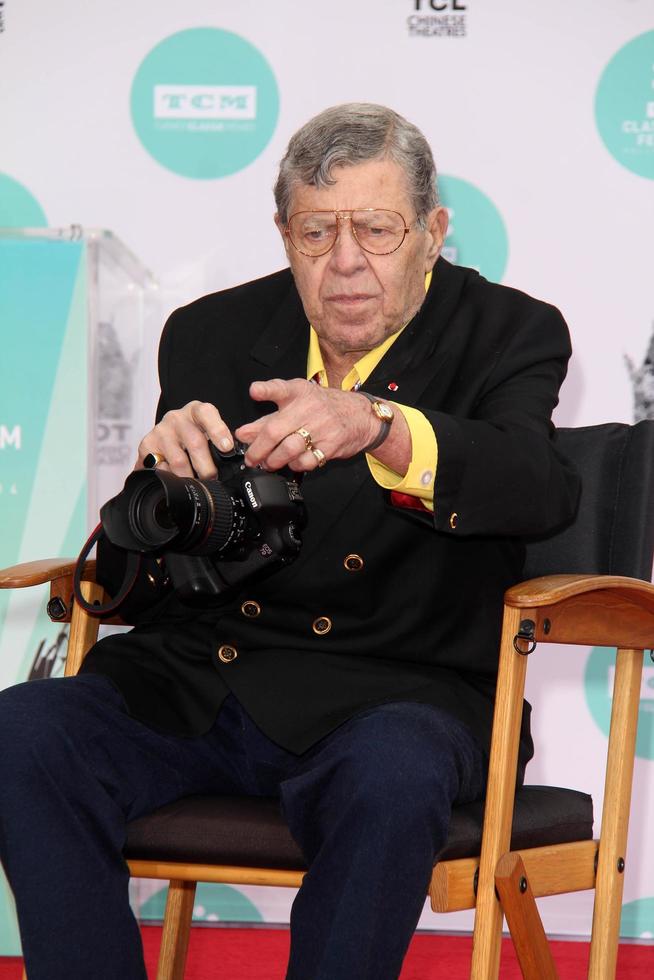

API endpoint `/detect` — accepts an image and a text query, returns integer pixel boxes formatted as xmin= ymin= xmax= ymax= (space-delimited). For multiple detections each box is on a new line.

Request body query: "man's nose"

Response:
xmin=329 ymin=216 xmax=368 ymax=273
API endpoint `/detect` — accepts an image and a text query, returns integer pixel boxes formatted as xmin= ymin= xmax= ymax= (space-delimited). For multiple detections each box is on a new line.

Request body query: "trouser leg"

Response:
xmin=0 ymin=674 xmax=245 ymax=980
xmin=281 ymin=702 xmax=486 ymax=980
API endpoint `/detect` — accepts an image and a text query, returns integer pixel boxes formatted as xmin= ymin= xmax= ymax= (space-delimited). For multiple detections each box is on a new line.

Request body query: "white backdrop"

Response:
xmin=1 ymin=0 xmax=653 ymax=943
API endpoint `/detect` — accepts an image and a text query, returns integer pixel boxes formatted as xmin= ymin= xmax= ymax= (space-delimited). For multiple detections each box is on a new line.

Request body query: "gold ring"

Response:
xmin=294 ymin=428 xmax=314 ymax=452
xmin=312 ymin=447 xmax=326 ymax=468
xmin=143 ymin=452 xmax=166 ymax=470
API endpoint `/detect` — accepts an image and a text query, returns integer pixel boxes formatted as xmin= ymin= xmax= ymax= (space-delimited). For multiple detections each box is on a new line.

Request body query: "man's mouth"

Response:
xmin=326 ymin=293 xmax=376 ymax=305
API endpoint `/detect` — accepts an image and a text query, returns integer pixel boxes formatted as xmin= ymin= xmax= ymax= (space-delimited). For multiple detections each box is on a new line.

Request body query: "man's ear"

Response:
xmin=274 ymin=213 xmax=290 ymax=257
xmin=424 ymin=206 xmax=449 ymax=269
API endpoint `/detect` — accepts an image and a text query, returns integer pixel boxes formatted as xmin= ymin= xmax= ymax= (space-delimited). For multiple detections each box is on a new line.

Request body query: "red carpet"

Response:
xmin=2 ymin=927 xmax=653 ymax=978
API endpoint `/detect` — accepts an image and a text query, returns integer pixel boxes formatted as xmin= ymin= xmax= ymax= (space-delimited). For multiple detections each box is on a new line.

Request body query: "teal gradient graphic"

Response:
xmin=140 ymin=883 xmax=264 ymax=923
xmin=595 ymin=30 xmax=654 ymax=180
xmin=131 ymin=28 xmax=280 ymax=179
xmin=0 ymin=239 xmax=88 ymax=953
xmin=0 ymin=242 xmax=84 ymax=572
xmin=0 ymin=878 xmax=19 ymax=955
xmin=621 ymin=896 xmax=654 ymax=939
xmin=18 ymin=485 xmax=86 ymax=681
xmin=0 ymin=173 xmax=47 ymax=227
xmin=584 ymin=647 xmax=654 ymax=760
xmin=438 ymin=175 xmax=508 ymax=282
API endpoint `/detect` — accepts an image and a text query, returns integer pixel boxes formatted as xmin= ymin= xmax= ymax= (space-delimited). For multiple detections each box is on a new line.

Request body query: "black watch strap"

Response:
xmin=359 ymin=391 xmax=394 ymax=453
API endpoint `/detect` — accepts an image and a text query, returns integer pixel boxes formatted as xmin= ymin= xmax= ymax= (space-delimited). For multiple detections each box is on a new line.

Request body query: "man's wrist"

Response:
xmin=359 ymin=392 xmax=395 ymax=453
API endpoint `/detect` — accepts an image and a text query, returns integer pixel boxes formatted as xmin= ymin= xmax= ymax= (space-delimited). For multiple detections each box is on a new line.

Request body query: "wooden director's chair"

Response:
xmin=2 ymin=421 xmax=654 ymax=979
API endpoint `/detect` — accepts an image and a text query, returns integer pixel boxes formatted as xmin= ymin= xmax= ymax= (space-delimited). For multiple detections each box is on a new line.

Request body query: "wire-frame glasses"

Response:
xmin=285 ymin=209 xmax=413 ymax=257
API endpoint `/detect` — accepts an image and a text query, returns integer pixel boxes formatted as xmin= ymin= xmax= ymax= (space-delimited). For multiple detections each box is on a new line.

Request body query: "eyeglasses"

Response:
xmin=285 ymin=209 xmax=413 ymax=257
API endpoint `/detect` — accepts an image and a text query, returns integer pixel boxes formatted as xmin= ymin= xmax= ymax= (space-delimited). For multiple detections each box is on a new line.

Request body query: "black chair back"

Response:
xmin=523 ymin=421 xmax=654 ymax=582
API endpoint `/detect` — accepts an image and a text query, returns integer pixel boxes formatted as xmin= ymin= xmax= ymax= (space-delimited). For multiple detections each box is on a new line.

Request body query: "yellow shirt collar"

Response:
xmin=307 ymin=270 xmax=433 ymax=391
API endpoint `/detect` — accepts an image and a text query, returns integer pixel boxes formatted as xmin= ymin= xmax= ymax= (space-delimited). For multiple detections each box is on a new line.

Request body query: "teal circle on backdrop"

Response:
xmin=438 ymin=175 xmax=508 ymax=282
xmin=584 ymin=647 xmax=654 ymax=760
xmin=621 ymin=896 xmax=654 ymax=940
xmin=130 ymin=28 xmax=280 ymax=179
xmin=140 ymin=882 xmax=264 ymax=922
xmin=0 ymin=173 xmax=47 ymax=226
xmin=595 ymin=30 xmax=654 ymax=180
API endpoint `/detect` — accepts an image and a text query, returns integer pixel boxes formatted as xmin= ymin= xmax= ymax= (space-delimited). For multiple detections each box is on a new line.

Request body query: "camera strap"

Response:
xmin=73 ymin=523 xmax=142 ymax=617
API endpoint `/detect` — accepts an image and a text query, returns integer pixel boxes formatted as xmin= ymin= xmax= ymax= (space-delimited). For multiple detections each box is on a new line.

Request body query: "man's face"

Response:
xmin=276 ymin=158 xmax=448 ymax=362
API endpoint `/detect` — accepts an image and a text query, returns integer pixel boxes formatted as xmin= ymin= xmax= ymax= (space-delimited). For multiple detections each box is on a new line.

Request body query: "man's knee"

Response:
xmin=331 ymin=702 xmax=475 ymax=799
xmin=289 ymin=702 xmax=481 ymax=834
xmin=0 ymin=675 xmax=116 ymax=780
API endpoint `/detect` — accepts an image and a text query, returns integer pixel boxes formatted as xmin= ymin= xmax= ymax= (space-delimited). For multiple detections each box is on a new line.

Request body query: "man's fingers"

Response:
xmin=239 ymin=416 xmax=311 ymax=468
xmin=238 ymin=379 xmax=319 ymax=466
xmin=249 ymin=379 xmax=287 ymax=404
xmin=259 ymin=436 xmax=322 ymax=473
xmin=249 ymin=378 xmax=309 ymax=406
xmin=136 ymin=401 xmax=232 ymax=479
xmin=234 ymin=418 xmax=265 ymax=445
xmin=191 ymin=402 xmax=234 ymax=453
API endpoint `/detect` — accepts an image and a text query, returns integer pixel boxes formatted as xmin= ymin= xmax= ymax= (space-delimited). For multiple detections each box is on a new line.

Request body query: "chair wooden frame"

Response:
xmin=1 ymin=557 xmax=651 ymax=980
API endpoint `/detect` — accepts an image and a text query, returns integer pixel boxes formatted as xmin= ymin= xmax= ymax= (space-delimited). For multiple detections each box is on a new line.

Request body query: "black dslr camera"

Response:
xmin=99 ymin=440 xmax=306 ymax=600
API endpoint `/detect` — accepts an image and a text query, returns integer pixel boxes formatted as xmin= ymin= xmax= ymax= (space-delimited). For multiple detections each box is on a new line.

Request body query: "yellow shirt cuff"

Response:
xmin=366 ymin=404 xmax=437 ymax=511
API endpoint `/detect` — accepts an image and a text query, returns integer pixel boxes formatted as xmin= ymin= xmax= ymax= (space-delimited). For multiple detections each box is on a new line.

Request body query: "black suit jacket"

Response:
xmin=83 ymin=258 xmax=579 ymax=775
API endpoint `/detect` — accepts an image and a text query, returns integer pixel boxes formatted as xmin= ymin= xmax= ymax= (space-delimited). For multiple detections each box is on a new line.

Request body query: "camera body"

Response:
xmin=100 ymin=441 xmax=306 ymax=600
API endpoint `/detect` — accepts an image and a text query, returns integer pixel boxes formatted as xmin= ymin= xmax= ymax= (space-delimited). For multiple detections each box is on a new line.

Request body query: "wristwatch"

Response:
xmin=359 ymin=391 xmax=395 ymax=452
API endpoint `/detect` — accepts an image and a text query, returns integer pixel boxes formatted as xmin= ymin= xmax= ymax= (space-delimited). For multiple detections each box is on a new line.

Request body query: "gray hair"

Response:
xmin=274 ymin=103 xmax=439 ymax=226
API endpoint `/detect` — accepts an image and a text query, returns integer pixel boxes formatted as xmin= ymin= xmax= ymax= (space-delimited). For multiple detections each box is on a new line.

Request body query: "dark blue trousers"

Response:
xmin=0 ymin=674 xmax=486 ymax=980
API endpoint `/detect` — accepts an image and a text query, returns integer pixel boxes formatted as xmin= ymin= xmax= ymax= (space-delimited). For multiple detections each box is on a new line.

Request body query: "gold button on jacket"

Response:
xmin=241 ymin=600 xmax=261 ymax=618
xmin=312 ymin=617 xmax=332 ymax=635
xmin=217 ymin=644 xmax=238 ymax=663
xmin=343 ymin=554 xmax=364 ymax=571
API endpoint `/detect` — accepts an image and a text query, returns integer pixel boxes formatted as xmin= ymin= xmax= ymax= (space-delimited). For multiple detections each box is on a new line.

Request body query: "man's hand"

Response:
xmin=136 ymin=401 xmax=234 ymax=478
xmin=235 ymin=379 xmax=383 ymax=472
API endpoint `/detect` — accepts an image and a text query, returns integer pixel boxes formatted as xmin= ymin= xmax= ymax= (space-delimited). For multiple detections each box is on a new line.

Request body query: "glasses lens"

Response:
xmin=288 ymin=213 xmax=338 ymax=255
xmin=352 ymin=210 xmax=406 ymax=254
xmin=287 ymin=210 xmax=408 ymax=256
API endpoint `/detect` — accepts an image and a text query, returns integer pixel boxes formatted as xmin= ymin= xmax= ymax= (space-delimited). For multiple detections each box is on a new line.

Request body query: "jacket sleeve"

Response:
xmin=405 ymin=302 xmax=580 ymax=537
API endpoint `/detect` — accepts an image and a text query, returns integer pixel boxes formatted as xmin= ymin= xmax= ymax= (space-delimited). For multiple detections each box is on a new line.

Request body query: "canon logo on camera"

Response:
xmin=244 ymin=480 xmax=260 ymax=510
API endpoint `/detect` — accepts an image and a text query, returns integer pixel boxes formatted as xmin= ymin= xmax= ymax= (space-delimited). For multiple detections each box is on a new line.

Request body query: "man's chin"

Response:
xmin=322 ymin=321 xmax=392 ymax=356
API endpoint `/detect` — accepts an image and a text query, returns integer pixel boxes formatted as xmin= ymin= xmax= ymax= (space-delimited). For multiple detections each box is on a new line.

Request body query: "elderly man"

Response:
xmin=0 ymin=104 xmax=578 ymax=979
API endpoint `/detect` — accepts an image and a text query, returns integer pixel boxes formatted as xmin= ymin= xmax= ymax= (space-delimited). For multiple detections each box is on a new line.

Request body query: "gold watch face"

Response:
xmin=373 ymin=401 xmax=394 ymax=422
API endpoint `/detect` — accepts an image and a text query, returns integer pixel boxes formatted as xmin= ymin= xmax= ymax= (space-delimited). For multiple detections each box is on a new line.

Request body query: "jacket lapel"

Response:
xmin=240 ymin=259 xmax=469 ymax=575
xmin=249 ymin=279 xmax=309 ymax=384
xmin=363 ymin=258 xmax=467 ymax=404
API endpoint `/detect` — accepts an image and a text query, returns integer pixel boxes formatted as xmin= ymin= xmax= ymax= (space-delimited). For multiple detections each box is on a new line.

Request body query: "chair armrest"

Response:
xmin=0 ymin=559 xmax=96 ymax=589
xmin=505 ymin=574 xmax=654 ymax=647
xmin=507 ymin=573 xmax=654 ymax=608
xmin=0 ymin=559 xmax=105 ymax=626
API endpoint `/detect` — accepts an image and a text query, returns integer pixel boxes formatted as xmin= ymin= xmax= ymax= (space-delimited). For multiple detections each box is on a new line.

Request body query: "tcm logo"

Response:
xmin=154 ymin=85 xmax=257 ymax=120
xmin=0 ymin=424 xmax=21 ymax=449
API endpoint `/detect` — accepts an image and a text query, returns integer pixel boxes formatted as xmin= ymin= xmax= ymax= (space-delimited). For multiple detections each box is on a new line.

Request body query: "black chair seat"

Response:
xmin=124 ymin=785 xmax=593 ymax=870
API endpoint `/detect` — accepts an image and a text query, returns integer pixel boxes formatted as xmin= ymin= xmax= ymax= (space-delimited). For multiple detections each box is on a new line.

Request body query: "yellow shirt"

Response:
xmin=306 ymin=272 xmax=437 ymax=509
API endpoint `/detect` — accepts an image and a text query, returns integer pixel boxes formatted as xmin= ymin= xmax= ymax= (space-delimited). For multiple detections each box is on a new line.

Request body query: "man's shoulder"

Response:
xmin=441 ymin=259 xmax=564 ymax=322
xmin=173 ymin=267 xmax=298 ymax=325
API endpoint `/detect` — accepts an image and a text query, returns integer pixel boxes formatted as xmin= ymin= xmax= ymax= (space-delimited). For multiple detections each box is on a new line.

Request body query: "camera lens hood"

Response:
xmin=101 ymin=469 xmax=181 ymax=552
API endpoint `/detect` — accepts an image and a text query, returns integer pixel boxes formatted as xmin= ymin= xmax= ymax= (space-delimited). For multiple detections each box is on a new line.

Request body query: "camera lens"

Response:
xmin=131 ymin=474 xmax=240 ymax=555
xmin=153 ymin=497 xmax=176 ymax=530
xmin=129 ymin=481 xmax=178 ymax=547
xmin=100 ymin=468 xmax=248 ymax=557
